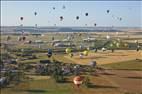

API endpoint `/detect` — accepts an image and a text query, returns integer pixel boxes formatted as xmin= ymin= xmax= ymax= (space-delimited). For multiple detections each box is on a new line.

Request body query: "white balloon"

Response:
xmin=41 ymin=34 xmax=44 ymax=37
xmin=135 ymin=40 xmax=138 ymax=43
xmin=106 ymin=35 xmax=110 ymax=39
xmin=102 ymin=47 xmax=107 ymax=51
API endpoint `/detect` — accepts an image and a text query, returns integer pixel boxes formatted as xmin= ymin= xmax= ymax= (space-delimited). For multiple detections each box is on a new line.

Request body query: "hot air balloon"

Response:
xmin=83 ymin=50 xmax=89 ymax=56
xmin=62 ymin=5 xmax=66 ymax=9
xmin=29 ymin=40 xmax=32 ymax=44
xmin=106 ymin=35 xmax=110 ymax=39
xmin=65 ymin=48 xmax=72 ymax=54
xmin=85 ymin=13 xmax=88 ymax=16
xmin=60 ymin=16 xmax=63 ymax=21
xmin=18 ymin=37 xmax=22 ymax=41
xmin=20 ymin=17 xmax=24 ymax=21
xmin=73 ymin=76 xmax=83 ymax=88
xmin=107 ymin=10 xmax=110 ymax=13
xmin=34 ymin=12 xmax=37 ymax=16
xmin=135 ymin=40 xmax=138 ymax=43
xmin=113 ymin=41 xmax=117 ymax=44
xmin=89 ymin=61 xmax=97 ymax=67
xmin=119 ymin=17 xmax=122 ymax=21
xmin=47 ymin=49 xmax=52 ymax=58
xmin=102 ymin=47 xmax=107 ymax=52
xmin=110 ymin=43 xmax=114 ymax=47
xmin=53 ymin=7 xmax=55 ymax=10
xmin=7 ymin=36 xmax=11 ymax=41
xmin=124 ymin=43 xmax=128 ymax=47
xmin=22 ymin=36 xmax=26 ymax=41
xmin=116 ymin=42 xmax=120 ymax=48
xmin=76 ymin=16 xmax=79 ymax=20
xmin=94 ymin=23 xmax=97 ymax=27
xmin=52 ymin=36 xmax=54 ymax=41
xmin=116 ymin=32 xmax=119 ymax=35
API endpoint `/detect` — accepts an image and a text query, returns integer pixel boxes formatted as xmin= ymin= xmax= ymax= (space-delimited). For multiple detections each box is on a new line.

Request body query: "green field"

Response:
xmin=1 ymin=59 xmax=142 ymax=94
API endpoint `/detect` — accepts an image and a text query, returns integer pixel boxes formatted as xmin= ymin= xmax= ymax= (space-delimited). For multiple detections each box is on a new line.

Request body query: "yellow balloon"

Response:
xmin=113 ymin=41 xmax=117 ymax=44
xmin=116 ymin=43 xmax=120 ymax=47
xmin=66 ymin=48 xmax=72 ymax=54
xmin=110 ymin=43 xmax=113 ymax=47
xmin=83 ymin=50 xmax=89 ymax=56
xmin=124 ymin=43 xmax=128 ymax=47
xmin=87 ymin=47 xmax=90 ymax=51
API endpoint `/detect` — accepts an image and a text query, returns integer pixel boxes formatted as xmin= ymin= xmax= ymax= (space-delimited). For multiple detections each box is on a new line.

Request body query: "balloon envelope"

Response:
xmin=53 ymin=7 xmax=55 ymax=10
xmin=90 ymin=61 xmax=96 ymax=67
xmin=20 ymin=17 xmax=23 ymax=21
xmin=124 ymin=43 xmax=128 ymax=47
xmin=83 ymin=50 xmax=89 ymax=56
xmin=76 ymin=16 xmax=79 ymax=20
xmin=47 ymin=49 xmax=52 ymax=58
xmin=110 ymin=43 xmax=114 ymax=47
xmin=62 ymin=5 xmax=66 ymax=9
xmin=116 ymin=43 xmax=120 ymax=47
xmin=85 ymin=13 xmax=88 ymax=16
xmin=66 ymin=48 xmax=72 ymax=54
xmin=73 ymin=76 xmax=83 ymax=85
xmin=34 ymin=12 xmax=37 ymax=16
xmin=60 ymin=16 xmax=63 ymax=21
xmin=106 ymin=35 xmax=110 ymax=39
xmin=107 ymin=10 xmax=110 ymax=13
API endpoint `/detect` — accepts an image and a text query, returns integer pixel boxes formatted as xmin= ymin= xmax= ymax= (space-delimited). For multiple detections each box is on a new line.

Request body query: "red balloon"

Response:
xmin=73 ymin=76 xmax=83 ymax=88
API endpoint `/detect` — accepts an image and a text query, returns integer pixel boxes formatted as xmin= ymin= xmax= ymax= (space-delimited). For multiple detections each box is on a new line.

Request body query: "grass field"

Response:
xmin=1 ymin=59 xmax=142 ymax=94
xmin=1 ymin=31 xmax=142 ymax=94
xmin=102 ymin=59 xmax=142 ymax=71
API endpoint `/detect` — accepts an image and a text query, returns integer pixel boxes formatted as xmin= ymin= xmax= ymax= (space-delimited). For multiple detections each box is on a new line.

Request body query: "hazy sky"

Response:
xmin=1 ymin=1 xmax=142 ymax=27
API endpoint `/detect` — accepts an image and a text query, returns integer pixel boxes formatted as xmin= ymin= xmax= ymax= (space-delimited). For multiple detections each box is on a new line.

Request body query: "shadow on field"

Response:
xmin=87 ymin=84 xmax=118 ymax=89
xmin=75 ymin=56 xmax=106 ymax=59
xmin=24 ymin=89 xmax=47 ymax=93
xmin=101 ymin=72 xmax=116 ymax=76
xmin=57 ymin=80 xmax=72 ymax=83
xmin=125 ymin=76 xmax=142 ymax=79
